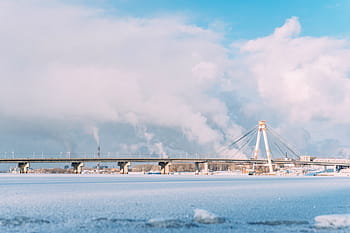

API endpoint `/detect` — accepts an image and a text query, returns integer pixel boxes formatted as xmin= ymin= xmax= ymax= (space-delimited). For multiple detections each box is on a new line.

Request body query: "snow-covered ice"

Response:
xmin=193 ymin=208 xmax=225 ymax=224
xmin=1 ymin=174 xmax=350 ymax=232
xmin=315 ymin=214 xmax=350 ymax=229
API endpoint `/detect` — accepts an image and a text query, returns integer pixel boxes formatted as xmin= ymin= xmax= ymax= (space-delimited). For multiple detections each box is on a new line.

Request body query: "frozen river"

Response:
xmin=1 ymin=174 xmax=350 ymax=232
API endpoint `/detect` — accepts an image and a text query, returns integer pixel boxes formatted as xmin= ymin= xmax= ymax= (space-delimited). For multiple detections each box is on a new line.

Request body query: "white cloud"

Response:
xmin=228 ymin=16 xmax=350 ymax=155
xmin=2 ymin=1 xmax=350 ymax=158
xmin=0 ymin=0 xmax=241 ymax=155
xmin=237 ymin=17 xmax=350 ymax=125
xmin=273 ymin=16 xmax=301 ymax=39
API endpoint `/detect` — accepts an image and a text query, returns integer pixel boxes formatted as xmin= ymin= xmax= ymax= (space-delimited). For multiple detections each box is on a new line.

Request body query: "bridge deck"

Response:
xmin=0 ymin=158 xmax=349 ymax=166
xmin=0 ymin=158 xmax=268 ymax=163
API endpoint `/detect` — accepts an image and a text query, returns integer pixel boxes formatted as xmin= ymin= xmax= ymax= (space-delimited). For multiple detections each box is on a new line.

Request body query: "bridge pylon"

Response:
xmin=253 ymin=121 xmax=273 ymax=173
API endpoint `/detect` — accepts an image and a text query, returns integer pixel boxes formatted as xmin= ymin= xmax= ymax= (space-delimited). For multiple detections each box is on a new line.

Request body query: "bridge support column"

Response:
xmin=203 ymin=162 xmax=209 ymax=175
xmin=159 ymin=162 xmax=171 ymax=175
xmin=195 ymin=162 xmax=200 ymax=175
xmin=72 ymin=162 xmax=84 ymax=174
xmin=118 ymin=162 xmax=130 ymax=174
xmin=18 ymin=162 xmax=30 ymax=173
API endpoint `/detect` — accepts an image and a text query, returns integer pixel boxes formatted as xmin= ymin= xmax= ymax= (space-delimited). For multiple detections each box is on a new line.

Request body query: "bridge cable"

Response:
xmin=270 ymin=130 xmax=300 ymax=159
xmin=272 ymin=142 xmax=287 ymax=158
xmin=216 ymin=125 xmax=257 ymax=154
xmin=225 ymin=126 xmax=257 ymax=148
xmin=268 ymin=131 xmax=299 ymax=159
xmin=231 ymin=129 xmax=258 ymax=158
xmin=266 ymin=127 xmax=300 ymax=159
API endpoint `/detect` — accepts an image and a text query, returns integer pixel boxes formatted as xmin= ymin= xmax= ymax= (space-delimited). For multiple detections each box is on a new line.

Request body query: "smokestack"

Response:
xmin=97 ymin=146 xmax=101 ymax=170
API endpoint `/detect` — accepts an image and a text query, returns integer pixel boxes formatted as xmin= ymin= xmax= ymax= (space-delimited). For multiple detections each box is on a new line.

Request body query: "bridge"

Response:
xmin=1 ymin=157 xmax=269 ymax=174
xmin=1 ymin=121 xmax=349 ymax=174
xmin=1 ymin=157 xmax=349 ymax=174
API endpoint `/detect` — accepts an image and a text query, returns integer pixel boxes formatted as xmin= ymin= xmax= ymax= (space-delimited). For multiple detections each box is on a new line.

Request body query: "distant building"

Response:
xmin=313 ymin=158 xmax=350 ymax=163
xmin=300 ymin=155 xmax=314 ymax=161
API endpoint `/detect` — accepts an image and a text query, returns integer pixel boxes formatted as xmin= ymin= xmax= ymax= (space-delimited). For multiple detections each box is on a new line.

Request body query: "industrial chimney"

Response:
xmin=97 ymin=146 xmax=101 ymax=171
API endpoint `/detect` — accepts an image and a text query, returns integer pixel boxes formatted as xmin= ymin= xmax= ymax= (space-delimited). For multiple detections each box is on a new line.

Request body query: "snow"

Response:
xmin=193 ymin=209 xmax=225 ymax=224
xmin=1 ymin=174 xmax=350 ymax=232
xmin=315 ymin=214 xmax=350 ymax=229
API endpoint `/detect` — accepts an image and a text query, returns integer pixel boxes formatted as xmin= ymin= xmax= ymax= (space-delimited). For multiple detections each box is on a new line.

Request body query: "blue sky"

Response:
xmin=1 ymin=0 xmax=350 ymax=159
xmin=80 ymin=0 xmax=350 ymax=38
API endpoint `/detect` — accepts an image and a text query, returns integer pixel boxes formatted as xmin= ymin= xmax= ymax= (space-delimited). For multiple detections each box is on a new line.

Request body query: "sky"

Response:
xmin=88 ymin=0 xmax=350 ymax=38
xmin=0 ymin=0 xmax=350 ymax=159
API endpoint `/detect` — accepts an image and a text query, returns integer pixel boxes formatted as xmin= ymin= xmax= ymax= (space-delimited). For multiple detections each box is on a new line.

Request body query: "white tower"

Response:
xmin=253 ymin=120 xmax=273 ymax=173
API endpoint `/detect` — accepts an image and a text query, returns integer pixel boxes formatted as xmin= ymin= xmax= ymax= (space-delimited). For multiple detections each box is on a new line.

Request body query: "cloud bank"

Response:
xmin=235 ymin=17 xmax=350 ymax=125
xmin=1 ymin=2 xmax=350 ymax=158
xmin=228 ymin=17 xmax=350 ymax=156
xmin=0 ymin=0 xmax=241 ymax=155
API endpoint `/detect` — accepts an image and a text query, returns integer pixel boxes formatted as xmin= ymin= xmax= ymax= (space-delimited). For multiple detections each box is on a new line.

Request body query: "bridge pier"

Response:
xmin=159 ymin=162 xmax=171 ymax=175
xmin=71 ymin=162 xmax=84 ymax=174
xmin=195 ymin=162 xmax=200 ymax=175
xmin=203 ymin=162 xmax=209 ymax=175
xmin=194 ymin=162 xmax=209 ymax=175
xmin=118 ymin=162 xmax=130 ymax=174
xmin=18 ymin=162 xmax=30 ymax=173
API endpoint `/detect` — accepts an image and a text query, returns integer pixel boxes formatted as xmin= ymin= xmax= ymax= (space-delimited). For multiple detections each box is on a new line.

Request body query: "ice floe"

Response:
xmin=193 ymin=209 xmax=225 ymax=224
xmin=315 ymin=214 xmax=350 ymax=228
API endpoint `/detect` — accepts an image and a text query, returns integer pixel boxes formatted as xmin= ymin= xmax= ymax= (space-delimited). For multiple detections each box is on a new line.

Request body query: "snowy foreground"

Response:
xmin=1 ymin=174 xmax=350 ymax=232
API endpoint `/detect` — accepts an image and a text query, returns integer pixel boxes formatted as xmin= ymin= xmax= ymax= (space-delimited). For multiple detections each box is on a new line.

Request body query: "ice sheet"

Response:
xmin=1 ymin=174 xmax=350 ymax=232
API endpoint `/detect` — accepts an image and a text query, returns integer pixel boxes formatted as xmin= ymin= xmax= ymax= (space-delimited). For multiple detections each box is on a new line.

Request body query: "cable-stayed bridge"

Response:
xmin=216 ymin=120 xmax=301 ymax=173
xmin=1 ymin=121 xmax=349 ymax=174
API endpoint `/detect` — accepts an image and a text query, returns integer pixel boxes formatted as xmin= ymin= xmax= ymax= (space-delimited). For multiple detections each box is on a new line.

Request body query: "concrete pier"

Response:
xmin=203 ymin=162 xmax=209 ymax=175
xmin=118 ymin=162 xmax=130 ymax=174
xmin=194 ymin=162 xmax=209 ymax=175
xmin=159 ymin=162 xmax=171 ymax=175
xmin=195 ymin=162 xmax=200 ymax=175
xmin=18 ymin=162 xmax=30 ymax=173
xmin=72 ymin=162 xmax=84 ymax=174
